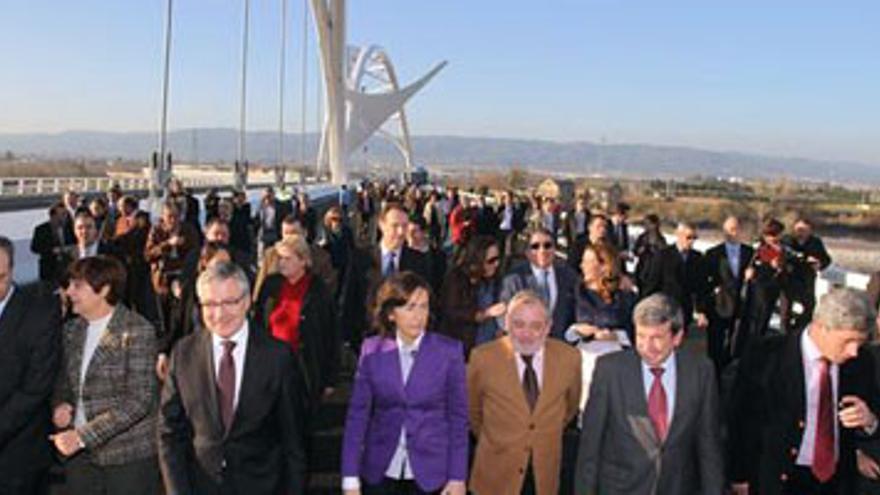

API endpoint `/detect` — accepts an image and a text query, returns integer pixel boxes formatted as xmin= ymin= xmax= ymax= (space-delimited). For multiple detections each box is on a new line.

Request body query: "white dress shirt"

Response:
xmin=500 ymin=205 xmax=514 ymax=231
xmin=79 ymin=242 xmax=98 ymax=259
xmin=530 ymin=264 xmax=558 ymax=311
xmin=0 ymin=285 xmax=14 ymax=321
xmin=75 ymin=309 xmax=114 ymax=427
xmin=380 ymin=246 xmax=402 ymax=274
xmin=515 ymin=345 xmax=545 ymax=389
xmin=212 ymin=321 xmax=249 ymax=412
xmin=641 ymin=352 xmax=677 ymax=425
xmin=797 ymin=330 xmax=839 ymax=466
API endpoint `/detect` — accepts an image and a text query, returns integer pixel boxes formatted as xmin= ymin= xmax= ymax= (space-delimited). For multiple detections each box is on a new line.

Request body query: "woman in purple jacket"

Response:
xmin=341 ymin=271 xmax=468 ymax=495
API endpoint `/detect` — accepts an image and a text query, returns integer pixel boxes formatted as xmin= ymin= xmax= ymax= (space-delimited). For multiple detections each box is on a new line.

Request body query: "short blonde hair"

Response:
xmin=274 ymin=234 xmax=312 ymax=269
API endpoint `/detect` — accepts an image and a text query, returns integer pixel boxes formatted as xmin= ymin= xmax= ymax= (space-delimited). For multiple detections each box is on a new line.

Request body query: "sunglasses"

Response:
xmin=529 ymin=242 xmax=555 ymax=251
xmin=485 ymin=256 xmax=501 ymax=265
xmin=686 ymin=235 xmax=698 ymax=241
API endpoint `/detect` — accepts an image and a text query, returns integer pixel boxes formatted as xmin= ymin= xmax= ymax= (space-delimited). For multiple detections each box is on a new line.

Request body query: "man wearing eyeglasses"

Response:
xmin=158 ymin=261 xmax=306 ymax=495
xmin=499 ymin=227 xmax=578 ymax=340
xmin=640 ymin=222 xmax=709 ymax=332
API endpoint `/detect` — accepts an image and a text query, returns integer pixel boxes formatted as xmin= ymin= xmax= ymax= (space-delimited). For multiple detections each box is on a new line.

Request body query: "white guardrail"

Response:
xmin=0 ymin=176 xmax=283 ymax=197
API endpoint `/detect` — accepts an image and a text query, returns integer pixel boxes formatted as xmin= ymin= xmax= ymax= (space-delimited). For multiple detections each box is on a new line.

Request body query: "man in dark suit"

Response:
xmin=641 ymin=222 xmax=708 ymax=331
xmin=576 ymin=293 xmax=724 ymax=494
xmin=729 ymin=288 xmax=880 ymax=495
xmin=30 ymin=202 xmax=74 ymax=287
xmin=500 ymin=227 xmax=578 ymax=340
xmin=569 ymin=214 xmax=610 ymax=273
xmin=58 ymin=212 xmax=121 ymax=278
xmin=702 ymin=216 xmax=755 ymax=377
xmin=780 ymin=217 xmax=832 ymax=333
xmin=365 ymin=203 xmax=432 ymax=296
xmin=0 ymin=237 xmax=61 ymax=495
xmin=158 ymin=261 xmax=306 ymax=495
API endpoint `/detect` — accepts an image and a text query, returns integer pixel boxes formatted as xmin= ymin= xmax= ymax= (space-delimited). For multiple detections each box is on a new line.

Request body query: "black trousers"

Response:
xmin=0 ymin=468 xmax=47 ymax=495
xmin=64 ymin=454 xmax=159 ymax=495
xmin=362 ymin=477 xmax=440 ymax=495
xmin=782 ymin=466 xmax=838 ymax=495
xmin=520 ymin=462 xmax=537 ymax=495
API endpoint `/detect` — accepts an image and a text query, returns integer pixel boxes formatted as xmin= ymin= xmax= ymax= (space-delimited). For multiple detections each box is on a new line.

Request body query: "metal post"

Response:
xmin=277 ymin=0 xmax=288 ymax=187
xmin=154 ymin=0 xmax=174 ymax=206
xmin=237 ymin=0 xmax=251 ymax=181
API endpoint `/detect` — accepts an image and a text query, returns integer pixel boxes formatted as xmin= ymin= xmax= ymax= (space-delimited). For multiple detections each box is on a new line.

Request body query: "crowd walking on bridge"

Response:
xmin=5 ymin=176 xmax=880 ymax=494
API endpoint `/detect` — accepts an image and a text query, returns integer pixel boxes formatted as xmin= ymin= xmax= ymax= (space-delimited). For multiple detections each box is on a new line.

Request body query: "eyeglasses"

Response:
xmin=529 ymin=242 xmax=555 ymax=251
xmin=686 ymin=235 xmax=698 ymax=241
xmin=485 ymin=256 xmax=501 ymax=265
xmin=200 ymin=294 xmax=247 ymax=310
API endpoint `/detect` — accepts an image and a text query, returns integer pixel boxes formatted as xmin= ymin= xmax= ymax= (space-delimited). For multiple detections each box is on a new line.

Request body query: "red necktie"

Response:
xmin=648 ymin=367 xmax=668 ymax=442
xmin=218 ymin=340 xmax=237 ymax=433
xmin=812 ymin=358 xmax=835 ymax=482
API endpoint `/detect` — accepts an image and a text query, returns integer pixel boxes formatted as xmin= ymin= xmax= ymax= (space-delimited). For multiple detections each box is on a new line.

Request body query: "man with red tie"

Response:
xmin=157 ymin=261 xmax=306 ymax=495
xmin=575 ymin=293 xmax=724 ymax=494
xmin=729 ymin=287 xmax=879 ymax=495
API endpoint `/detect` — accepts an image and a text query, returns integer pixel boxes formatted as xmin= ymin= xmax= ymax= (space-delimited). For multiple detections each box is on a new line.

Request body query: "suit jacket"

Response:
xmin=363 ymin=246 xmax=432 ymax=315
xmin=640 ymin=245 xmax=706 ymax=324
xmin=607 ymin=219 xmax=630 ymax=252
xmin=728 ymin=330 xmax=878 ymax=494
xmin=341 ymin=333 xmax=469 ymax=492
xmin=499 ymin=261 xmax=578 ymax=340
xmin=468 ymin=336 xmax=581 ymax=495
xmin=703 ymin=242 xmax=754 ymax=320
xmin=52 ymin=304 xmax=158 ymax=466
xmin=575 ymin=350 xmax=724 ymax=495
xmin=158 ymin=325 xmax=306 ymax=495
xmin=0 ymin=283 xmax=61 ymax=475
xmin=30 ymin=221 xmax=71 ymax=285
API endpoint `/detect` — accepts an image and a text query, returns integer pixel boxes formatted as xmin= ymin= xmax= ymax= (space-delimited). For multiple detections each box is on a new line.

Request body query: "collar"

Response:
xmin=212 ymin=320 xmax=250 ymax=348
xmin=396 ymin=331 xmax=424 ymax=353
xmin=381 ymin=245 xmax=402 ymax=260
xmin=0 ymin=285 xmax=16 ymax=313
xmin=530 ymin=263 xmax=554 ymax=278
xmin=641 ymin=351 xmax=677 ymax=374
xmin=802 ymin=328 xmax=826 ymax=363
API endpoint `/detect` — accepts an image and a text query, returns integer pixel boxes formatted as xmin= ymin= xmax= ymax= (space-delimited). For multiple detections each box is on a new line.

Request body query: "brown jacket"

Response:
xmin=467 ymin=336 xmax=581 ymax=495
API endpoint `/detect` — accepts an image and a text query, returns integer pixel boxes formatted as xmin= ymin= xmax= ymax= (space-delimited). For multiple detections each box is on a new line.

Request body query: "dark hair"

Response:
xmin=372 ymin=271 xmax=432 ymax=337
xmin=408 ymin=214 xmax=428 ymax=231
xmin=48 ymin=201 xmax=65 ymax=218
xmin=67 ymin=255 xmax=127 ymax=306
xmin=281 ymin=213 xmax=300 ymax=226
xmin=0 ymin=236 xmax=14 ymax=268
xmin=205 ymin=217 xmax=229 ymax=231
xmin=379 ymin=202 xmax=409 ymax=221
xmin=199 ymin=242 xmax=231 ymax=273
xmin=762 ymin=218 xmax=785 ymax=237
xmin=459 ymin=235 xmax=499 ymax=280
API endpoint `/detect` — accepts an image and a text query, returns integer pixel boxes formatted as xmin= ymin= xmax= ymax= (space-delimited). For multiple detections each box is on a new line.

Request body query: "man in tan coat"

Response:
xmin=468 ymin=289 xmax=582 ymax=495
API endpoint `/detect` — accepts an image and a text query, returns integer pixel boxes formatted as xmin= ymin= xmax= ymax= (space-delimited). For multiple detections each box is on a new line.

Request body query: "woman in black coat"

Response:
xmin=253 ymin=234 xmax=340 ymax=409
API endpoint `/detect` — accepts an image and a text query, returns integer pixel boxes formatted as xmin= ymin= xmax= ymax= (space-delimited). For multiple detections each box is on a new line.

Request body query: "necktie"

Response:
xmin=521 ymin=354 xmax=539 ymax=411
xmin=648 ymin=367 xmax=668 ymax=442
xmin=540 ymin=269 xmax=551 ymax=305
xmin=218 ymin=340 xmax=237 ymax=433
xmin=383 ymin=252 xmax=397 ymax=278
xmin=813 ymin=358 xmax=836 ymax=482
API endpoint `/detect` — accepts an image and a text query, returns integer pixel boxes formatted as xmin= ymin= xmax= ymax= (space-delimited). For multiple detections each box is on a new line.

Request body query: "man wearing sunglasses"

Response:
xmin=499 ymin=227 xmax=578 ymax=340
xmin=640 ymin=222 xmax=708 ymax=332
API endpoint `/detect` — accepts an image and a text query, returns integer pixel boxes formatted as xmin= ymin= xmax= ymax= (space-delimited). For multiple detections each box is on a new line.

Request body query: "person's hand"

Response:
xmin=744 ymin=267 xmax=755 ymax=282
xmin=572 ymin=323 xmax=600 ymax=338
xmin=695 ymin=313 xmax=709 ymax=329
xmin=730 ymin=482 xmax=749 ymax=495
xmin=156 ymin=354 xmax=169 ymax=381
xmin=322 ymin=387 xmax=336 ymax=399
xmin=170 ymin=280 xmax=183 ymax=299
xmin=840 ymin=395 xmax=878 ymax=430
xmin=594 ymin=329 xmax=617 ymax=342
xmin=53 ymin=403 xmax=74 ymax=429
xmin=807 ymin=256 xmax=822 ymax=270
xmin=343 ymin=489 xmax=361 ymax=495
xmin=168 ymin=235 xmax=182 ymax=247
xmin=441 ymin=480 xmax=466 ymax=495
xmin=619 ymin=275 xmax=635 ymax=292
xmin=485 ymin=302 xmax=506 ymax=319
xmin=857 ymin=449 xmax=880 ymax=480
xmin=49 ymin=429 xmax=83 ymax=457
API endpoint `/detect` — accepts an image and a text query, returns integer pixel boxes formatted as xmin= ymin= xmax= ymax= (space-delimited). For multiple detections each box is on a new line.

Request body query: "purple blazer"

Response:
xmin=341 ymin=331 xmax=469 ymax=491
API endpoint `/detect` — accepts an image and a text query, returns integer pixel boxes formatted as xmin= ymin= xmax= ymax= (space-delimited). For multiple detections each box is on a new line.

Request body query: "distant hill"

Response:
xmin=1 ymin=128 xmax=878 ymax=184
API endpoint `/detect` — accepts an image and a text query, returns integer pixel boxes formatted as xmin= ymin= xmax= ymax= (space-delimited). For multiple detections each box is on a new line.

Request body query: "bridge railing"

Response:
xmin=0 ymin=176 xmax=279 ymax=197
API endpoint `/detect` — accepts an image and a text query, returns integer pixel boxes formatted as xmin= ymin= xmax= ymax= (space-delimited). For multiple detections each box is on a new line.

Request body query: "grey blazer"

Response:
xmin=499 ymin=260 xmax=577 ymax=340
xmin=53 ymin=304 xmax=158 ymax=466
xmin=575 ymin=349 xmax=724 ymax=495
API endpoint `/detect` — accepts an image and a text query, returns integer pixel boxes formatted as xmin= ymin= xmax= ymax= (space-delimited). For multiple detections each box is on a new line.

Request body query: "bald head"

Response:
xmin=723 ymin=216 xmax=741 ymax=243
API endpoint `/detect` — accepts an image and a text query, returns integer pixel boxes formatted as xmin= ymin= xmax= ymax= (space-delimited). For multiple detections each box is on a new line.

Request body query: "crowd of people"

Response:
xmin=2 ymin=176 xmax=880 ymax=495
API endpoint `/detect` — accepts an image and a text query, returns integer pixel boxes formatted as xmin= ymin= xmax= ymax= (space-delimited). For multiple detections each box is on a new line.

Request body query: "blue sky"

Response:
xmin=1 ymin=1 xmax=878 ymax=164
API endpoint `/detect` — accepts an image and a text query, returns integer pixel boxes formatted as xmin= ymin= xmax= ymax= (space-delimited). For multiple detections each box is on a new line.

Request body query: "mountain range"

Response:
xmin=1 ymin=129 xmax=878 ymax=184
